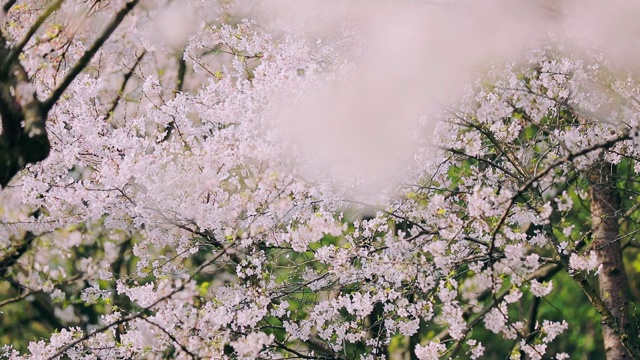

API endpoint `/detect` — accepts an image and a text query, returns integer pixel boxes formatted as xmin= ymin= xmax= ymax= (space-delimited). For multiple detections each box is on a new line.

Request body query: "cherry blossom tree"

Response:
xmin=1 ymin=1 xmax=640 ymax=360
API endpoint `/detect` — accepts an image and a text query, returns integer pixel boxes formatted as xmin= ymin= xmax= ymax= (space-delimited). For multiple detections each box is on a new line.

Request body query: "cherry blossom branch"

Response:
xmin=489 ymin=131 xmax=632 ymax=254
xmin=42 ymin=0 xmax=140 ymax=113
xmin=306 ymin=337 xmax=347 ymax=360
xmin=0 ymin=0 xmax=140 ymax=187
xmin=448 ymin=113 xmax=530 ymax=178
xmin=441 ymin=263 xmax=561 ymax=358
xmin=107 ymin=50 xmax=146 ymax=118
xmin=140 ymin=317 xmax=198 ymax=359
xmin=344 ymin=199 xmax=434 ymax=234
xmin=438 ymin=145 xmax=520 ymax=180
xmin=3 ymin=0 xmax=65 ymax=73
xmin=478 ymin=130 xmax=639 ymax=358
xmin=47 ymin=245 xmax=231 ymax=359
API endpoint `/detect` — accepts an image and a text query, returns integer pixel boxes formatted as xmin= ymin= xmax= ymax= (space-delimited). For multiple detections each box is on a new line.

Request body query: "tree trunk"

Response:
xmin=588 ymin=161 xmax=632 ymax=360
xmin=0 ymin=48 xmax=51 ymax=188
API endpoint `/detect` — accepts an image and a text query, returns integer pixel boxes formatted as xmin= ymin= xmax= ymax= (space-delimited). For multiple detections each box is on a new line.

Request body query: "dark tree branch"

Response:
xmin=0 ymin=232 xmax=36 ymax=277
xmin=0 ymin=290 xmax=33 ymax=308
xmin=107 ymin=49 xmax=146 ymax=118
xmin=141 ymin=317 xmax=199 ymax=359
xmin=2 ymin=0 xmax=17 ymax=13
xmin=175 ymin=50 xmax=187 ymax=93
xmin=521 ymin=296 xmax=540 ymax=360
xmin=438 ymin=145 xmax=521 ymax=180
xmin=3 ymin=0 xmax=65 ymax=73
xmin=42 ymin=0 xmax=140 ymax=113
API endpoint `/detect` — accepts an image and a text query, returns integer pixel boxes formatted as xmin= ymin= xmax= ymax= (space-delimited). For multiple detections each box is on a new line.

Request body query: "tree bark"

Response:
xmin=588 ymin=161 xmax=632 ymax=360
xmin=0 ymin=39 xmax=51 ymax=187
